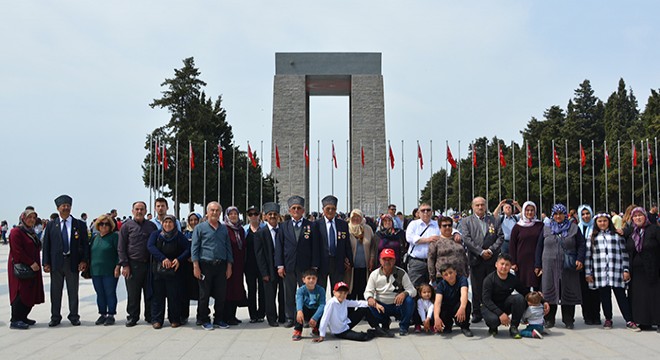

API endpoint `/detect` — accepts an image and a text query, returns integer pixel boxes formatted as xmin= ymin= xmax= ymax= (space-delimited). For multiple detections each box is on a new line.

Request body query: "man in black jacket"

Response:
xmin=254 ymin=202 xmax=285 ymax=327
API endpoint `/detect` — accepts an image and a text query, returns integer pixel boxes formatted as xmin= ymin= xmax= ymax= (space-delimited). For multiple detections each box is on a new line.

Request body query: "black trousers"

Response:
xmin=482 ymin=294 xmax=526 ymax=329
xmin=320 ymin=257 xmax=344 ymax=296
xmin=125 ymin=260 xmax=151 ymax=322
xmin=469 ymin=258 xmax=496 ymax=317
xmin=294 ymin=306 xmax=318 ymax=331
xmin=546 ymin=304 xmax=576 ymax=325
xmin=197 ymin=260 xmax=227 ymax=323
xmin=579 ymin=270 xmax=601 ymax=323
xmin=440 ymin=301 xmax=472 ymax=331
xmin=263 ymin=275 xmax=286 ymax=323
xmin=245 ymin=268 xmax=265 ymax=320
xmin=10 ymin=295 xmax=33 ymax=323
xmin=598 ymin=286 xmax=632 ymax=322
xmin=334 ymin=307 xmax=372 ymax=341
xmin=151 ymin=274 xmax=183 ymax=324
xmin=283 ymin=270 xmax=303 ymax=321
xmin=349 ymin=268 xmax=367 ymax=300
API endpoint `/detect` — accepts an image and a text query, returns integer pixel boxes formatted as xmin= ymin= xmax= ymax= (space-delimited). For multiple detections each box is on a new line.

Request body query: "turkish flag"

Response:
xmin=605 ymin=147 xmax=611 ymax=168
xmin=389 ymin=144 xmax=395 ymax=169
xmin=633 ymin=144 xmax=638 ymax=167
xmin=553 ymin=147 xmax=561 ymax=168
xmin=275 ymin=144 xmax=281 ymax=169
xmin=361 ymin=146 xmax=365 ymax=168
xmin=648 ymin=142 xmax=654 ymax=166
xmin=417 ymin=143 xmax=424 ymax=170
xmin=304 ymin=144 xmax=309 ymax=167
xmin=447 ymin=145 xmax=457 ymax=169
xmin=248 ymin=144 xmax=257 ymax=168
xmin=163 ymin=146 xmax=168 ymax=170
xmin=526 ymin=143 xmax=533 ymax=168
xmin=218 ymin=144 xmax=224 ymax=169
xmin=472 ymin=145 xmax=477 ymax=168
xmin=156 ymin=140 xmax=161 ymax=165
xmin=498 ymin=144 xmax=506 ymax=167
xmin=189 ymin=143 xmax=195 ymax=170
xmin=580 ymin=143 xmax=586 ymax=168
xmin=332 ymin=143 xmax=338 ymax=168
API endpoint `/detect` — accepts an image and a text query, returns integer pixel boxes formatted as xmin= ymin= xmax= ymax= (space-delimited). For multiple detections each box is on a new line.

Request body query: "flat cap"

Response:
xmin=54 ymin=195 xmax=73 ymax=208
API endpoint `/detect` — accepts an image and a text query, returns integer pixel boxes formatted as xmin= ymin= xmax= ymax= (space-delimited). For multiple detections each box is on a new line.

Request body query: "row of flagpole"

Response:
xmin=148 ymin=137 xmax=660 ymax=216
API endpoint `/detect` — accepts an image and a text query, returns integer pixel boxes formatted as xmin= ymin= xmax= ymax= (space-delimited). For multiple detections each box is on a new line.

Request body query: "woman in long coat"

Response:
xmin=509 ymin=201 xmax=543 ymax=289
xmin=223 ymin=206 xmax=247 ymax=325
xmin=8 ymin=209 xmax=45 ymax=329
xmin=624 ymin=207 xmax=660 ymax=330
xmin=346 ymin=209 xmax=377 ymax=300
xmin=535 ymin=204 xmax=586 ymax=329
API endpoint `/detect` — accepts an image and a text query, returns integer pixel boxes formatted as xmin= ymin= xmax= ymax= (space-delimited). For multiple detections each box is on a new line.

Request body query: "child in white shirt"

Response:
xmin=416 ymin=284 xmax=435 ymax=333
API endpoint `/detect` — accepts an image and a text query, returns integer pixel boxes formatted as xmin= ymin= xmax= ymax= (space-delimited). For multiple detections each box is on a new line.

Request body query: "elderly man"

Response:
xmin=118 ymin=201 xmax=158 ymax=327
xmin=42 ymin=195 xmax=89 ymax=327
xmin=191 ymin=201 xmax=233 ymax=330
xmin=459 ymin=196 xmax=504 ymax=323
xmin=405 ymin=203 xmax=441 ymax=287
xmin=365 ymin=248 xmax=416 ymax=336
xmin=275 ymin=196 xmax=319 ymax=328
xmin=316 ymin=195 xmax=352 ymax=293
xmin=254 ymin=202 xmax=286 ymax=327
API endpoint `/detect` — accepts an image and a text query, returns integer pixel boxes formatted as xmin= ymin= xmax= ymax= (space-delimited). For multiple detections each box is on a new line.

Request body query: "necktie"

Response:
xmin=294 ymin=220 xmax=302 ymax=228
xmin=329 ymin=221 xmax=336 ymax=256
xmin=272 ymin=227 xmax=278 ymax=247
xmin=61 ymin=220 xmax=70 ymax=254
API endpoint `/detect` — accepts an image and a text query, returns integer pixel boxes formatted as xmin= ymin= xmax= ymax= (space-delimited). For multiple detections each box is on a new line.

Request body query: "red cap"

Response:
xmin=333 ymin=281 xmax=349 ymax=292
xmin=380 ymin=248 xmax=396 ymax=259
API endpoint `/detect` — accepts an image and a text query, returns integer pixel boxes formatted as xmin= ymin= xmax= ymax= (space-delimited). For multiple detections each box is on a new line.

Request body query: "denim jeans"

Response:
xmin=92 ymin=275 xmax=119 ymax=315
xmin=369 ymin=296 xmax=415 ymax=331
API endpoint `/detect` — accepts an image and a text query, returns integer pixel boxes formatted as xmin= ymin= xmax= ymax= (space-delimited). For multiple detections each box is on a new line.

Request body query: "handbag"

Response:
xmin=153 ymin=261 xmax=176 ymax=277
xmin=559 ymin=235 xmax=578 ymax=271
xmin=13 ymin=260 xmax=36 ymax=280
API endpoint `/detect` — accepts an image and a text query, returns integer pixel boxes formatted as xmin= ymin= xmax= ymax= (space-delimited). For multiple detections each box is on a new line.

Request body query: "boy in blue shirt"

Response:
xmin=433 ymin=264 xmax=473 ymax=337
xmin=293 ymin=269 xmax=325 ymax=340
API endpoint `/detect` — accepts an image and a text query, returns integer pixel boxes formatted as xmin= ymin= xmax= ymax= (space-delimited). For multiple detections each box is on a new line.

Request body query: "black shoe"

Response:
xmin=373 ymin=326 xmax=394 ymax=338
xmin=125 ymin=319 xmax=138 ymax=327
xmin=584 ymin=319 xmax=593 ymax=325
xmin=104 ymin=316 xmax=115 ymax=326
xmin=471 ymin=315 xmax=483 ymax=324
xmin=509 ymin=326 xmax=522 ymax=339
xmin=10 ymin=321 xmax=29 ymax=330
xmin=227 ymin=319 xmax=239 ymax=326
xmin=268 ymin=321 xmax=279 ymax=327
xmin=565 ymin=323 xmax=574 ymax=329
xmin=249 ymin=319 xmax=259 ymax=324
xmin=545 ymin=320 xmax=555 ymax=329
xmin=461 ymin=328 xmax=474 ymax=337
xmin=284 ymin=320 xmax=295 ymax=328
xmin=196 ymin=319 xmax=204 ymax=326
xmin=95 ymin=315 xmax=107 ymax=325
xmin=70 ymin=319 xmax=81 ymax=326
xmin=180 ymin=318 xmax=188 ymax=325
xmin=24 ymin=318 xmax=36 ymax=326
xmin=399 ymin=328 xmax=409 ymax=336
xmin=256 ymin=318 xmax=265 ymax=323
xmin=488 ymin=327 xmax=498 ymax=336
xmin=48 ymin=320 xmax=61 ymax=327
xmin=234 ymin=318 xmax=242 ymax=324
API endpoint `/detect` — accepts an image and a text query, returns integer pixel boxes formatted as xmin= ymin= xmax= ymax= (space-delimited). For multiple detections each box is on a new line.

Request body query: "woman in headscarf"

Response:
xmin=535 ymin=203 xmax=586 ymax=329
xmin=624 ymin=207 xmax=660 ymax=331
xmin=585 ymin=212 xmax=639 ymax=331
xmin=375 ymin=214 xmax=408 ymax=268
xmin=509 ymin=201 xmax=544 ymax=289
xmin=7 ymin=209 xmax=45 ymax=329
xmin=576 ymin=204 xmax=601 ymax=325
xmin=346 ymin=209 xmax=377 ymax=300
xmin=147 ymin=215 xmax=190 ymax=329
xmin=223 ymin=206 xmax=248 ymax=325
xmin=180 ymin=212 xmax=201 ymax=325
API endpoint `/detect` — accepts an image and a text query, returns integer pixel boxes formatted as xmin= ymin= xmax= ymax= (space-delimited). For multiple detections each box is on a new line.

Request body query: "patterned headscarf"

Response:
xmin=550 ymin=203 xmax=571 ymax=236
xmin=517 ymin=201 xmax=540 ymax=228
xmin=19 ymin=209 xmax=38 ymax=235
xmin=631 ymin=207 xmax=651 ymax=252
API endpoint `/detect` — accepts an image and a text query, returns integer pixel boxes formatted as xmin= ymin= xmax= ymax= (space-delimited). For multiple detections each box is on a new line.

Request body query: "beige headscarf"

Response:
xmin=348 ymin=209 xmax=365 ymax=240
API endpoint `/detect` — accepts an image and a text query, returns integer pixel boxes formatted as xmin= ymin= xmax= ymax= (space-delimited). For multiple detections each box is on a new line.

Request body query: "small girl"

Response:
xmin=521 ymin=291 xmax=545 ymax=339
xmin=415 ymin=284 xmax=435 ymax=333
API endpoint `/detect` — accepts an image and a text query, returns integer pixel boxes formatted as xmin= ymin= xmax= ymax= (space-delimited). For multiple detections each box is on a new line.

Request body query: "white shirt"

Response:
xmin=60 ymin=216 xmax=72 ymax=254
xmin=417 ymin=298 xmax=434 ymax=321
xmin=318 ymin=297 xmax=368 ymax=337
xmin=405 ymin=219 xmax=441 ymax=259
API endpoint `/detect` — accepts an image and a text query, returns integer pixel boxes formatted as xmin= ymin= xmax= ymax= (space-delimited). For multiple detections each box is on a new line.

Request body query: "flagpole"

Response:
xmin=360 ymin=139 xmax=364 ymax=210
xmin=387 ymin=140 xmax=391 ymax=204
xmin=526 ymin=140 xmax=529 ymax=201
xmin=149 ymin=134 xmax=153 ymax=215
xmin=346 ymin=140 xmax=349 ymax=212
xmin=591 ymin=140 xmax=595 ymax=209
xmin=618 ymin=140 xmax=622 ymax=213
xmin=471 ymin=141 xmax=475 ymax=203
xmin=565 ymin=139 xmax=568 ymax=209
xmin=429 ymin=139 xmax=433 ymax=211
xmin=161 ymin=141 xmax=165 ymax=197
xmin=373 ymin=139 xmax=376 ymax=216
xmin=203 ymin=140 xmax=207 ymax=211
xmin=416 ymin=140 xmax=420 ymax=207
xmin=445 ymin=140 xmax=449 ymax=212
xmin=260 ymin=140 xmax=263 ymax=208
xmin=246 ymin=141 xmax=250 ymax=210
xmin=631 ymin=140 xmax=635 ymax=206
xmin=656 ymin=137 xmax=659 ymax=209
xmin=538 ymin=140 xmax=542 ymax=213
xmin=485 ymin=140 xmax=489 ymax=210
xmin=232 ymin=145 xmax=236 ymax=206
xmin=512 ymin=140 xmax=516 ymax=201
xmin=317 ymin=139 xmax=320 ymax=212
xmin=273 ymin=142 xmax=277 ymax=203
xmin=332 ymin=140 xmax=335 ymax=195
xmin=498 ymin=141 xmax=502 ymax=203
xmin=647 ymin=139 xmax=652 ymax=207
xmin=218 ymin=142 xmax=221 ymax=204
xmin=402 ymin=140 xmax=406 ymax=216
xmin=604 ymin=141 xmax=609 ymax=213
xmin=642 ymin=140 xmax=647 ymax=209
xmin=175 ymin=139 xmax=179 ymax=218
xmin=579 ymin=140 xmax=583 ymax=205
xmin=458 ymin=140 xmax=462 ymax=213
xmin=155 ymin=138 xmax=160 ymax=199
xmin=288 ymin=142 xmax=292 ymax=198
xmin=552 ymin=140 xmax=556 ymax=205
xmin=188 ymin=140 xmax=192 ymax=213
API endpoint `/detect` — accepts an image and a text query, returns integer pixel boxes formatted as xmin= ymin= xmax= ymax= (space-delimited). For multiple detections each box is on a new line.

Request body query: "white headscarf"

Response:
xmin=516 ymin=201 xmax=540 ymax=228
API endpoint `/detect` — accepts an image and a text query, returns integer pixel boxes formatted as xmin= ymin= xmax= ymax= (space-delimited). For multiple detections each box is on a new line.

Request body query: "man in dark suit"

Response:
xmin=275 ymin=196 xmax=319 ymax=328
xmin=316 ymin=195 xmax=353 ymax=293
xmin=254 ymin=202 xmax=285 ymax=327
xmin=42 ymin=195 xmax=89 ymax=327
xmin=459 ymin=196 xmax=504 ymax=324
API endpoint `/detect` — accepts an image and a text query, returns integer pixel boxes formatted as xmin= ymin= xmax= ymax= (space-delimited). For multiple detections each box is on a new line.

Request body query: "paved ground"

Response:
xmin=1 ymin=244 xmax=659 ymax=359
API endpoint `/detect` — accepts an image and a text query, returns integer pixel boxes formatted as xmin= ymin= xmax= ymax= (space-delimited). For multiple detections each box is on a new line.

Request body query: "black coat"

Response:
xmin=42 ymin=216 xmax=89 ymax=272
xmin=274 ymin=218 xmax=319 ymax=273
xmin=254 ymin=225 xmax=278 ymax=280
xmin=315 ymin=217 xmax=353 ymax=277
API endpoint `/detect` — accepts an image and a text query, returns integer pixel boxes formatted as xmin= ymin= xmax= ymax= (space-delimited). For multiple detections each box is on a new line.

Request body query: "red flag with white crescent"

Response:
xmin=332 ymin=143 xmax=338 ymax=168
xmin=472 ymin=145 xmax=477 ymax=168
xmin=304 ymin=144 xmax=309 ymax=167
xmin=648 ymin=142 xmax=654 ymax=166
xmin=526 ymin=143 xmax=533 ymax=168
xmin=417 ymin=143 xmax=424 ymax=170
xmin=553 ymin=147 xmax=561 ymax=168
xmin=633 ymin=144 xmax=638 ymax=167
xmin=580 ymin=143 xmax=586 ymax=168
xmin=275 ymin=144 xmax=281 ymax=169
xmin=388 ymin=144 xmax=395 ymax=169
xmin=605 ymin=147 xmax=611 ymax=168
xmin=163 ymin=146 xmax=168 ymax=170
xmin=248 ymin=144 xmax=257 ymax=168
xmin=498 ymin=144 xmax=507 ymax=167
xmin=218 ymin=144 xmax=224 ymax=169
xmin=361 ymin=146 xmax=365 ymax=168
xmin=189 ymin=143 xmax=195 ymax=170
xmin=447 ymin=145 xmax=457 ymax=169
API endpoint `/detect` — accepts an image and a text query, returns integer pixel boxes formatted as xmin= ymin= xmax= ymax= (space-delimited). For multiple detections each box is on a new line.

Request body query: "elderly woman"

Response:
xmin=224 ymin=206 xmax=248 ymax=325
xmin=624 ymin=207 xmax=660 ymax=331
xmin=375 ymin=214 xmax=408 ymax=268
xmin=89 ymin=214 xmax=120 ymax=326
xmin=427 ymin=216 xmax=469 ymax=282
xmin=535 ymin=204 xmax=586 ymax=329
xmin=509 ymin=201 xmax=544 ymax=289
xmin=180 ymin=212 xmax=201 ymax=324
xmin=346 ymin=209 xmax=377 ymax=300
xmin=585 ymin=213 xmax=638 ymax=331
xmin=147 ymin=215 xmax=190 ymax=329
xmin=8 ymin=209 xmax=45 ymax=329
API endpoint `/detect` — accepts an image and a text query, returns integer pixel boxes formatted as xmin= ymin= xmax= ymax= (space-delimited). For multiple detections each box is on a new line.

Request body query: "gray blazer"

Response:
xmin=459 ymin=214 xmax=504 ymax=260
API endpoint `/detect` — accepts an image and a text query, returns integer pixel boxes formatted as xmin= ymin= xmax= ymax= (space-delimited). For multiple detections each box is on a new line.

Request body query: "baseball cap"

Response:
xmin=380 ymin=248 xmax=396 ymax=259
xmin=333 ymin=281 xmax=349 ymax=292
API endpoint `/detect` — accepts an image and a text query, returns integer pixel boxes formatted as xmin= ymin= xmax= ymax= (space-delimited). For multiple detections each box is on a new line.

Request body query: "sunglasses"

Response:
xmin=98 ymin=222 xmax=111 ymax=227
xmin=248 ymin=213 xmax=259 ymax=217
xmin=441 ymin=224 xmax=452 ymax=228
xmin=419 ymin=209 xmax=432 ymax=213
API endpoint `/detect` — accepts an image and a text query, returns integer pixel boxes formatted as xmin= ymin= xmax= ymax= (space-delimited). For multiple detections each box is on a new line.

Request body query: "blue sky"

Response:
xmin=1 ymin=1 xmax=659 ymax=223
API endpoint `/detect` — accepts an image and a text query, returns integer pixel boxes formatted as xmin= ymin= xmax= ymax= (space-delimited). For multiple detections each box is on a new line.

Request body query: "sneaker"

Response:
xmin=532 ymin=329 xmax=544 ymax=339
xmin=104 ymin=316 xmax=115 ymax=326
xmin=461 ymin=328 xmax=474 ymax=337
xmin=414 ymin=324 xmax=422 ymax=333
xmin=603 ymin=319 xmax=613 ymax=330
xmin=509 ymin=326 xmax=522 ymax=339
xmin=312 ymin=326 xmax=319 ymax=336
xmin=202 ymin=322 xmax=214 ymax=330
xmin=488 ymin=327 xmax=498 ymax=336
xmin=213 ymin=321 xmax=229 ymax=329
xmin=399 ymin=328 xmax=409 ymax=336
xmin=292 ymin=330 xmax=302 ymax=341
xmin=95 ymin=315 xmax=107 ymax=325
xmin=626 ymin=321 xmax=641 ymax=332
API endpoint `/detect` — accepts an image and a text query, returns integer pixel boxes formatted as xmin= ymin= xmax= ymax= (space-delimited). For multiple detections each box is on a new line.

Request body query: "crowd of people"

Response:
xmin=5 ymin=193 xmax=660 ymax=343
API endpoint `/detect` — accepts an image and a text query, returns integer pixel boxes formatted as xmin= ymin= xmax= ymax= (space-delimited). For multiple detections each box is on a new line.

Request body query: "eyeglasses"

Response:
xmin=419 ymin=209 xmax=432 ymax=213
xmin=388 ymin=207 xmax=396 ymax=211
xmin=290 ymin=206 xmax=303 ymax=211
xmin=441 ymin=224 xmax=453 ymax=228
xmin=98 ymin=222 xmax=111 ymax=227
xmin=248 ymin=213 xmax=259 ymax=217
